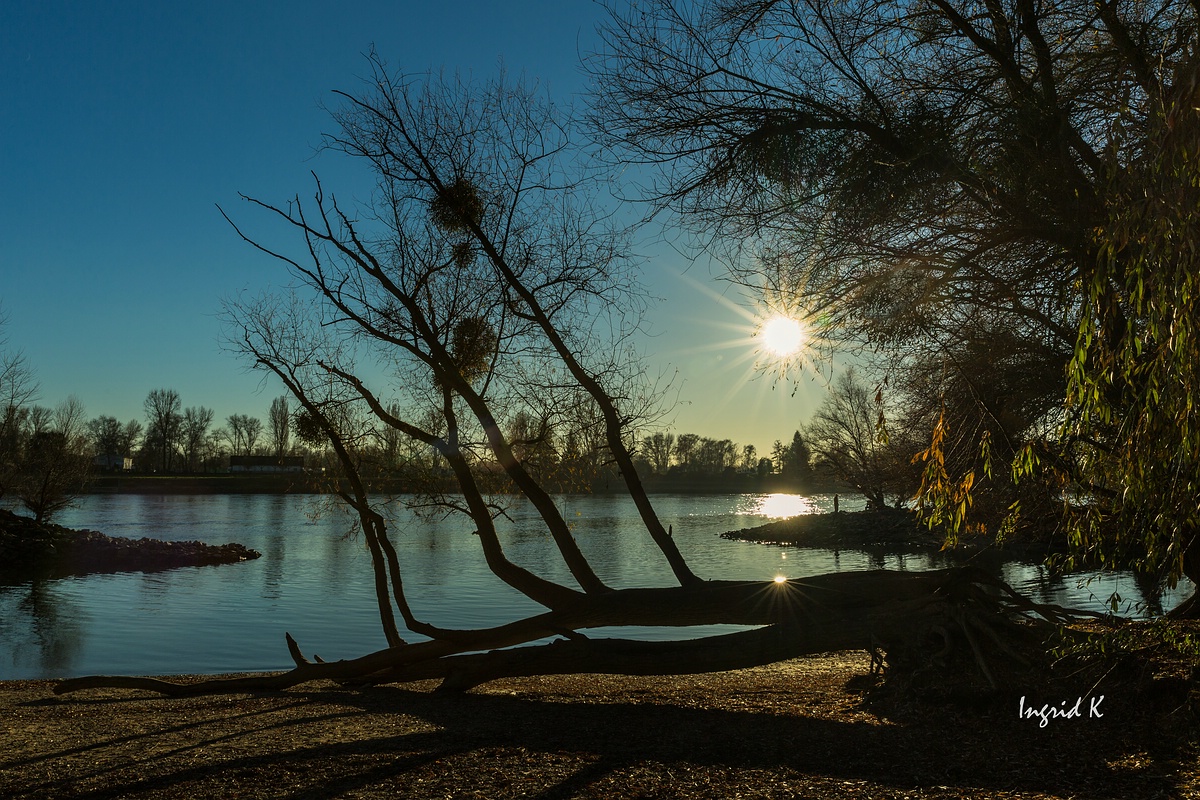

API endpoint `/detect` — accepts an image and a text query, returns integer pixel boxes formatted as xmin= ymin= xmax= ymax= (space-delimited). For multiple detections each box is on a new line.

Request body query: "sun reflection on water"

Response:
xmin=751 ymin=493 xmax=817 ymax=519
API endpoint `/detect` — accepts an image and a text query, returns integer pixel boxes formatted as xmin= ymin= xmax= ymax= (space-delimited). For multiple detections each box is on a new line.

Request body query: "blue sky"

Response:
xmin=1 ymin=0 xmax=829 ymax=453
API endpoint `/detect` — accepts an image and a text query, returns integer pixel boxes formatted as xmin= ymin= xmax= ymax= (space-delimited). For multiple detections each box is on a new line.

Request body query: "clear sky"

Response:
xmin=1 ymin=0 xmax=831 ymax=454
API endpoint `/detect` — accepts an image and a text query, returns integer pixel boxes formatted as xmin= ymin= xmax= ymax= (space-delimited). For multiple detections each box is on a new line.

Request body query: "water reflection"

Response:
xmin=753 ymin=493 xmax=817 ymax=519
xmin=0 ymin=581 xmax=87 ymax=676
xmin=1132 ymin=569 xmax=1166 ymax=617
xmin=135 ymin=572 xmax=172 ymax=598
xmin=262 ymin=496 xmax=288 ymax=600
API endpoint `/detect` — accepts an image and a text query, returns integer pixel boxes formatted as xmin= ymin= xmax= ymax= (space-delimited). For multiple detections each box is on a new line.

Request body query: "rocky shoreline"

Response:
xmin=723 ymin=507 xmax=1061 ymax=563
xmin=724 ymin=507 xmax=939 ymax=549
xmin=0 ymin=508 xmax=260 ymax=582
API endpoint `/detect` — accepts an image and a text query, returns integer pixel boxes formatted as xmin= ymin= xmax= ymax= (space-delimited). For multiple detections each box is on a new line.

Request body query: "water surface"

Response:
xmin=0 ymin=493 xmax=1188 ymax=679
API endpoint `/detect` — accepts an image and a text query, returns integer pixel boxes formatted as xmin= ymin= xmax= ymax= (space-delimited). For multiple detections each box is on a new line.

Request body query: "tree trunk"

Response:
xmin=54 ymin=567 xmax=1074 ymax=697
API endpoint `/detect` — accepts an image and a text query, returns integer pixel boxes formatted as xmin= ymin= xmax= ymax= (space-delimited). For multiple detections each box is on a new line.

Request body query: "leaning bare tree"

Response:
xmin=57 ymin=58 xmax=1084 ymax=697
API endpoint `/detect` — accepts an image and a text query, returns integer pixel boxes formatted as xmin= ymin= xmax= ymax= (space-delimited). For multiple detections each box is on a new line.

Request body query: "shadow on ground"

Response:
xmin=3 ymin=668 xmax=1194 ymax=799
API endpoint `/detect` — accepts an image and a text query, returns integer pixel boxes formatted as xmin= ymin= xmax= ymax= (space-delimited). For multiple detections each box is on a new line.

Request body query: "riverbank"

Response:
xmin=86 ymin=474 xmax=315 ymax=494
xmin=3 ymin=650 xmax=1196 ymax=799
xmin=0 ymin=508 xmax=260 ymax=582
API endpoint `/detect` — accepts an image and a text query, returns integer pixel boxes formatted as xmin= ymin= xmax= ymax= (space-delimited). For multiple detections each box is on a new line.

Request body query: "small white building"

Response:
xmin=93 ymin=454 xmax=133 ymax=471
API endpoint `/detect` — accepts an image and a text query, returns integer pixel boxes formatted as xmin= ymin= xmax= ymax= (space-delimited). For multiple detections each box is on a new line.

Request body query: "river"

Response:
xmin=0 ymin=492 xmax=1190 ymax=679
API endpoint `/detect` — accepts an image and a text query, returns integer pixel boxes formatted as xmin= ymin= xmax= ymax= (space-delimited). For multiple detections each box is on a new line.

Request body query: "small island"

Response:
xmin=724 ymin=507 xmax=940 ymax=550
xmin=0 ymin=508 xmax=260 ymax=582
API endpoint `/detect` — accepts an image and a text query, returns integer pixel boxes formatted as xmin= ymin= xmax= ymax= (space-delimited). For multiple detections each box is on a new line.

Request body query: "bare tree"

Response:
xmin=120 ymin=419 xmax=143 ymax=460
xmin=224 ymin=414 xmax=246 ymax=455
xmin=243 ymin=416 xmax=262 ymax=455
xmin=87 ymin=416 xmax=123 ymax=464
xmin=642 ymin=430 xmax=675 ymax=474
xmin=143 ymin=389 xmax=182 ymax=472
xmin=740 ymin=443 xmax=756 ymax=473
xmin=695 ymin=436 xmax=737 ymax=474
xmin=19 ymin=396 xmax=91 ymax=523
xmin=88 ymin=415 xmax=141 ymax=470
xmin=0 ymin=311 xmax=38 ymax=501
xmin=181 ymin=406 xmax=215 ymax=473
xmin=268 ymin=396 xmax=290 ymax=458
xmin=205 ymin=427 xmax=229 ymax=471
xmin=224 ymin=413 xmax=262 ymax=456
xmin=58 ymin=58 xmax=1073 ymax=698
xmin=806 ymin=370 xmax=911 ymax=509
xmin=673 ymin=432 xmax=699 ymax=472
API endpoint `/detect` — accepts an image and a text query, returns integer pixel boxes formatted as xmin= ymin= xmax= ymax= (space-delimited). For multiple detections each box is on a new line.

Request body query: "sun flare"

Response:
xmin=759 ymin=316 xmax=806 ymax=357
xmin=659 ymin=269 xmax=825 ymax=423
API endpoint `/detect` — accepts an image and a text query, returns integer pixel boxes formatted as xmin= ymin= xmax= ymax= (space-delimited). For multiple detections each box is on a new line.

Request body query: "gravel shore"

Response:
xmin=3 ymin=653 xmax=1196 ymax=799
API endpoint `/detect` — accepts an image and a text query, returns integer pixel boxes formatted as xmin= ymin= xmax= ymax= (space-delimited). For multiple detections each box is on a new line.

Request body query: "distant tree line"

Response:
xmin=0 ymin=309 xmax=324 ymax=521
xmin=0 ymin=385 xmax=306 ymax=522
xmin=2 ymin=316 xmax=903 ymax=523
xmin=632 ymin=368 xmax=929 ymax=507
xmin=634 ymin=428 xmax=812 ymax=484
xmin=87 ymin=390 xmax=297 ymax=475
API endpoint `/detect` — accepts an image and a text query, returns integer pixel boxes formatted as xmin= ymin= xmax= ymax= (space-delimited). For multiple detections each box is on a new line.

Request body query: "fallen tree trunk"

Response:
xmin=54 ymin=566 xmax=1087 ymax=697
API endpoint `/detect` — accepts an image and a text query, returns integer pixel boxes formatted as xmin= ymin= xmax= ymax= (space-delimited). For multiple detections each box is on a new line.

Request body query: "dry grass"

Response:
xmin=2 ymin=652 xmax=1197 ymax=799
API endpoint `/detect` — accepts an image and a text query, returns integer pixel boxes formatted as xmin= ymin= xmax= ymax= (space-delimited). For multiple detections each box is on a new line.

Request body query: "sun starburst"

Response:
xmin=759 ymin=315 xmax=806 ymax=358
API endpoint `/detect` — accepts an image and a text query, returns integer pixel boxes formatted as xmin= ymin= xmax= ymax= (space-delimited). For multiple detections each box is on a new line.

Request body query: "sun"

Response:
xmin=759 ymin=316 xmax=806 ymax=357
xmin=658 ymin=268 xmax=823 ymax=411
